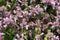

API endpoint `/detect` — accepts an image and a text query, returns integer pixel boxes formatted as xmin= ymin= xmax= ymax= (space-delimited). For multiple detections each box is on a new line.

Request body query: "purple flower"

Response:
xmin=44 ymin=13 xmax=49 ymax=19
xmin=0 ymin=21 xmax=2 ymax=26
xmin=5 ymin=11 xmax=11 ymax=17
xmin=25 ymin=25 xmax=29 ymax=30
xmin=30 ymin=0 xmax=35 ymax=3
xmin=50 ymin=0 xmax=55 ymax=6
xmin=0 ymin=33 xmax=4 ymax=36
xmin=16 ymin=6 xmax=21 ymax=11
xmin=47 ymin=22 xmax=53 ymax=25
xmin=3 ymin=17 xmax=14 ymax=25
xmin=16 ymin=34 xmax=20 ymax=38
xmin=13 ymin=10 xmax=16 ymax=14
xmin=28 ymin=22 xmax=36 ymax=27
xmin=20 ymin=18 xmax=27 ymax=27
xmin=53 ymin=22 xmax=59 ymax=28
xmin=0 ymin=32 xmax=4 ymax=40
xmin=0 ymin=6 xmax=4 ymax=12
xmin=35 ymin=4 xmax=44 ymax=13
xmin=0 ymin=21 xmax=2 ymax=30
xmin=57 ymin=29 xmax=60 ymax=34
xmin=46 ymin=32 xmax=54 ymax=38
xmin=6 ymin=2 xmax=11 ymax=8
xmin=21 ymin=1 xmax=28 ymax=6
xmin=0 ymin=17 xmax=2 ymax=20
xmin=53 ymin=35 xmax=59 ymax=40
xmin=56 ymin=6 xmax=60 ymax=11
xmin=42 ymin=24 xmax=48 ymax=31
xmin=22 ymin=11 xmax=29 ymax=17
xmin=36 ymin=19 xmax=41 ymax=28
xmin=54 ymin=16 xmax=59 ymax=22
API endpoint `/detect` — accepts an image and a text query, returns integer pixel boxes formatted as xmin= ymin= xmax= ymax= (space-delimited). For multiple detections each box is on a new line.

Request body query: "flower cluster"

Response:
xmin=0 ymin=0 xmax=60 ymax=40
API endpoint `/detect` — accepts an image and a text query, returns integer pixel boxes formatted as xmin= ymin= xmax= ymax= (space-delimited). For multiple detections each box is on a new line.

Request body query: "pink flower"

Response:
xmin=0 ymin=32 xmax=4 ymax=40
xmin=57 ymin=29 xmax=60 ymax=34
xmin=0 ymin=33 xmax=4 ymax=36
xmin=56 ymin=6 xmax=60 ymax=11
xmin=5 ymin=11 xmax=11 ymax=17
xmin=44 ymin=13 xmax=49 ymax=19
xmin=36 ymin=19 xmax=41 ymax=27
xmin=52 ymin=21 xmax=59 ymax=28
xmin=53 ymin=22 xmax=59 ymax=27
xmin=16 ymin=6 xmax=21 ymax=11
xmin=47 ymin=22 xmax=53 ymax=25
xmin=0 ymin=21 xmax=2 ymax=26
xmin=0 ymin=17 xmax=2 ymax=20
xmin=13 ymin=10 xmax=16 ymax=14
xmin=16 ymin=34 xmax=20 ymax=38
xmin=50 ymin=0 xmax=55 ymax=5
xmin=0 ymin=6 xmax=4 ymax=12
xmin=0 ymin=21 xmax=2 ymax=30
xmin=28 ymin=22 xmax=36 ymax=27
xmin=22 ymin=11 xmax=29 ymax=17
xmin=35 ymin=4 xmax=43 ymax=12
xmin=9 ymin=14 xmax=14 ymax=19
xmin=54 ymin=16 xmax=59 ymax=22
xmin=42 ymin=24 xmax=48 ymax=31
xmin=20 ymin=18 xmax=27 ymax=27
xmin=42 ymin=0 xmax=55 ymax=6
xmin=30 ymin=0 xmax=35 ymax=3
xmin=6 ymin=2 xmax=11 ymax=8
xmin=53 ymin=35 xmax=59 ymax=40
xmin=22 ymin=1 xmax=28 ymax=6
xmin=46 ymin=32 xmax=53 ymax=38
xmin=25 ymin=25 xmax=29 ymax=30
xmin=3 ymin=17 xmax=14 ymax=25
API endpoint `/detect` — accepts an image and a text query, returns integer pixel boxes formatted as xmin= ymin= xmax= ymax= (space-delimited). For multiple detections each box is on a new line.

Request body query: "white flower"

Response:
xmin=25 ymin=25 xmax=29 ymax=30
xmin=16 ymin=34 xmax=20 ymax=38
xmin=0 ymin=33 xmax=4 ymax=36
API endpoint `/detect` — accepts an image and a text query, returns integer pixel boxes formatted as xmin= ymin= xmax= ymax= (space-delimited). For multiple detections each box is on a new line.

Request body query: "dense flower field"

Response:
xmin=0 ymin=0 xmax=60 ymax=40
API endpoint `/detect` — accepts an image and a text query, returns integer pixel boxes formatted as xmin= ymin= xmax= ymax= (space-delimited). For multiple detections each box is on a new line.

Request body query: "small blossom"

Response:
xmin=0 ymin=6 xmax=4 ymax=12
xmin=0 ymin=32 xmax=4 ymax=40
xmin=28 ymin=22 xmax=36 ymax=27
xmin=30 ymin=0 xmax=35 ymax=3
xmin=22 ymin=1 xmax=28 ymax=6
xmin=21 ymin=34 xmax=24 ymax=38
xmin=36 ymin=19 xmax=41 ymax=27
xmin=57 ymin=29 xmax=60 ymax=34
xmin=20 ymin=18 xmax=27 ymax=27
xmin=46 ymin=32 xmax=54 ymax=38
xmin=25 ymin=25 xmax=29 ymax=30
xmin=6 ymin=2 xmax=11 ymax=8
xmin=44 ymin=13 xmax=49 ymax=19
xmin=0 ymin=21 xmax=2 ymax=30
xmin=0 ymin=21 xmax=2 ymax=26
xmin=56 ymin=6 xmax=60 ymax=11
xmin=0 ymin=33 xmax=4 ymax=36
xmin=22 ymin=11 xmax=29 ymax=17
xmin=13 ymin=10 xmax=16 ymax=14
xmin=42 ymin=24 xmax=48 ymax=31
xmin=3 ymin=17 xmax=14 ymax=25
xmin=16 ymin=34 xmax=20 ymax=38
xmin=47 ymin=22 xmax=53 ymax=25
xmin=53 ymin=35 xmax=59 ymax=40
xmin=35 ymin=35 xmax=40 ymax=40
xmin=53 ymin=22 xmax=59 ymax=27
xmin=5 ymin=11 xmax=10 ymax=17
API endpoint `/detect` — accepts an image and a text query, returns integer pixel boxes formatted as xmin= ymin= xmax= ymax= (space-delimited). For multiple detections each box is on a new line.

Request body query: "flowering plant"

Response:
xmin=0 ymin=0 xmax=60 ymax=40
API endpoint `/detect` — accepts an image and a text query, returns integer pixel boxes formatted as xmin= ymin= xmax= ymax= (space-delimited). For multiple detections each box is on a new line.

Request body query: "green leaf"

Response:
xmin=4 ymin=27 xmax=14 ymax=40
xmin=44 ymin=37 xmax=47 ymax=40
xmin=4 ymin=6 xmax=8 ymax=11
